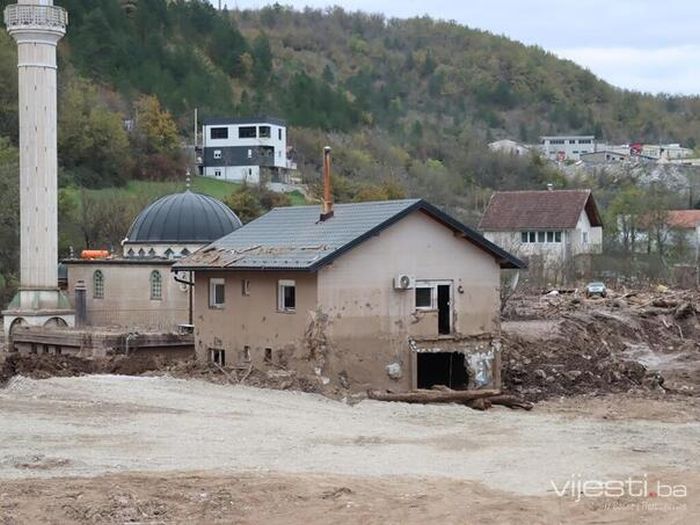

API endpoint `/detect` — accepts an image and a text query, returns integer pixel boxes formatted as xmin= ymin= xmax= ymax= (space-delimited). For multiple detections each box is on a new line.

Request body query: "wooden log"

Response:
xmin=487 ymin=394 xmax=534 ymax=410
xmin=465 ymin=398 xmax=492 ymax=411
xmin=367 ymin=388 xmax=500 ymax=404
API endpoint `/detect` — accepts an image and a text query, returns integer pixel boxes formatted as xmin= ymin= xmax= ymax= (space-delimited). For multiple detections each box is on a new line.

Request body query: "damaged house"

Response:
xmin=173 ymin=161 xmax=524 ymax=392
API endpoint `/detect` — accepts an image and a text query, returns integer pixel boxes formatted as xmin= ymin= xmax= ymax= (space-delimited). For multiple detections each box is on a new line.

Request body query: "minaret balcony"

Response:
xmin=4 ymin=4 xmax=68 ymax=31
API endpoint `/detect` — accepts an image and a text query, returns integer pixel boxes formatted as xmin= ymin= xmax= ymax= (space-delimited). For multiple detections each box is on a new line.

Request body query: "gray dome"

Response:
xmin=126 ymin=191 xmax=242 ymax=243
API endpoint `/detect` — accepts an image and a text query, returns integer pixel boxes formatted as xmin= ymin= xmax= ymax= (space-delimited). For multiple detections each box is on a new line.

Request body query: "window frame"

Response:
xmin=209 ymin=277 xmax=225 ymax=309
xmin=414 ymin=285 xmax=435 ymax=310
xmin=238 ymin=126 xmax=257 ymax=139
xmin=277 ymin=279 xmax=296 ymax=313
xmin=210 ymin=127 xmax=229 ymax=140
xmin=150 ymin=270 xmax=162 ymax=301
xmin=259 ymin=125 xmax=271 ymax=138
xmin=209 ymin=348 xmax=225 ymax=366
xmin=213 ymin=149 xmax=222 ymax=160
xmin=93 ymin=270 xmax=104 ymax=299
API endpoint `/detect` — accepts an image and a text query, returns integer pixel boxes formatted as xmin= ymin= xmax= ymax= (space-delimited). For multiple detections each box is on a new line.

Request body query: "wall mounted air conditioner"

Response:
xmin=394 ymin=274 xmax=415 ymax=290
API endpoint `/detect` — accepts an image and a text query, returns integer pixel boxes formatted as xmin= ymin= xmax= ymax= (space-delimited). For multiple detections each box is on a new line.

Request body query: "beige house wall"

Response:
xmin=192 ymin=210 xmax=503 ymax=391
xmin=66 ymin=263 xmax=189 ymax=330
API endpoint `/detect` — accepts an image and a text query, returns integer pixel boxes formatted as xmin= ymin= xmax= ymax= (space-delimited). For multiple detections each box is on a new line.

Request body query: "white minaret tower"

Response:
xmin=3 ymin=0 xmax=74 ymax=337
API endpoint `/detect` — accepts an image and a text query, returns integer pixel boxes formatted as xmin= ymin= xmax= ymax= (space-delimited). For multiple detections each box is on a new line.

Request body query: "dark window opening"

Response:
xmin=283 ymin=285 xmax=295 ymax=310
xmin=415 ymin=287 xmax=432 ymax=308
xmin=417 ymin=352 xmax=468 ymax=389
xmin=437 ymin=284 xmax=451 ymax=335
xmin=259 ymin=125 xmax=271 ymax=138
xmin=278 ymin=129 xmax=282 ymax=140
xmin=210 ymin=127 xmax=228 ymax=139
xmin=239 ymin=126 xmax=256 ymax=138
xmin=264 ymin=348 xmax=272 ymax=363
xmin=210 ymin=349 xmax=225 ymax=366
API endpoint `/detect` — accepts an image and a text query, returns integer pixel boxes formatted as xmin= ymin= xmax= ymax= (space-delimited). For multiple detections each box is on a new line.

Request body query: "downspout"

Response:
xmin=173 ymin=272 xmax=195 ymax=325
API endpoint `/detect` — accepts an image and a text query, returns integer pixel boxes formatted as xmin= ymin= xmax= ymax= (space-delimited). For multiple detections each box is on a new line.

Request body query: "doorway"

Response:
xmin=437 ymin=284 xmax=451 ymax=335
xmin=416 ymin=352 xmax=467 ymax=389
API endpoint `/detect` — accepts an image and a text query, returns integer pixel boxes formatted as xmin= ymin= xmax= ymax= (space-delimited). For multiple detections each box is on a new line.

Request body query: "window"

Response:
xmin=521 ymin=231 xmax=528 ymax=243
xmin=278 ymin=128 xmax=282 ymax=140
xmin=259 ymin=125 xmax=271 ymax=138
xmin=148 ymin=248 xmax=156 ymax=256
xmin=239 ymin=346 xmax=251 ymax=363
xmin=138 ymin=248 xmax=145 ymax=257
xmin=264 ymin=348 xmax=273 ymax=363
xmin=241 ymin=279 xmax=250 ymax=296
xmin=239 ymin=126 xmax=256 ymax=138
xmin=210 ymin=348 xmax=225 ymax=366
xmin=555 ymin=231 xmax=562 ymax=242
xmin=415 ymin=286 xmax=433 ymax=309
xmin=164 ymin=248 xmax=174 ymax=258
xmin=547 ymin=231 xmax=554 ymax=243
xmin=278 ymin=280 xmax=296 ymax=312
xmin=209 ymin=278 xmax=225 ymax=308
xmin=150 ymin=270 xmax=162 ymax=300
xmin=93 ymin=270 xmax=104 ymax=299
xmin=181 ymin=248 xmax=190 ymax=256
xmin=213 ymin=149 xmax=222 ymax=159
xmin=210 ymin=127 xmax=228 ymax=140
xmin=582 ymin=231 xmax=589 ymax=244
xmin=529 ymin=232 xmax=536 ymax=243
xmin=247 ymin=148 xmax=252 ymax=159
xmin=214 ymin=170 xmax=221 ymax=178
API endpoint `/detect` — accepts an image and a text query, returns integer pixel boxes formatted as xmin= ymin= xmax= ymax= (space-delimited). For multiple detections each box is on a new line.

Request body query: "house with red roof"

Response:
xmin=478 ymin=189 xmax=603 ymax=270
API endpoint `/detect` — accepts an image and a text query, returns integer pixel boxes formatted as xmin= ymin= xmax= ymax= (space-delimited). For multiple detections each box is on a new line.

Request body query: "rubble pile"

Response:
xmin=502 ymin=287 xmax=700 ymax=401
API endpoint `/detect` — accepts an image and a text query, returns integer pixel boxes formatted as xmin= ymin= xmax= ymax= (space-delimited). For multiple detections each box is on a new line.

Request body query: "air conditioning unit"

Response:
xmin=394 ymin=274 xmax=415 ymax=290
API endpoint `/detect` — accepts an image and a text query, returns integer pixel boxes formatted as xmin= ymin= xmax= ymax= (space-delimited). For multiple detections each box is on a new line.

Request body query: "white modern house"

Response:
xmin=199 ymin=116 xmax=296 ymax=184
xmin=539 ymin=135 xmax=597 ymax=161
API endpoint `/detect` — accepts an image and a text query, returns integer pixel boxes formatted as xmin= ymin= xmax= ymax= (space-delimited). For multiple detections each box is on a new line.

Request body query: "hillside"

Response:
xmin=1 ymin=0 xmax=700 ymax=297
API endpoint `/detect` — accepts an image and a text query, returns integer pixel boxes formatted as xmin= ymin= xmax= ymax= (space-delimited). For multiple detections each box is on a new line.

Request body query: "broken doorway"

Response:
xmin=417 ymin=352 xmax=467 ymax=389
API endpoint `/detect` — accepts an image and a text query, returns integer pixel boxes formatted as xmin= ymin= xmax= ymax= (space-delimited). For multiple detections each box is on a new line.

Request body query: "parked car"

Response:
xmin=585 ymin=281 xmax=607 ymax=298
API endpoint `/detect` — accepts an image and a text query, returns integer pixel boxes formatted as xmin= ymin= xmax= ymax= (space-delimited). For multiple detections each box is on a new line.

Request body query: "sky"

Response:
xmin=215 ymin=0 xmax=700 ymax=96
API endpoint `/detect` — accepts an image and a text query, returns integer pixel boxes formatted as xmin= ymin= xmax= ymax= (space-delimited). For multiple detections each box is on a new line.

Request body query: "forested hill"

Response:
xmin=0 ymin=0 xmax=699 ymax=196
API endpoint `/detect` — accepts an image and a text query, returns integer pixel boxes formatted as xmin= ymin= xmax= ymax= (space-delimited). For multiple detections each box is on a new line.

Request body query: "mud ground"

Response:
xmin=1 ymin=375 xmax=698 ymax=524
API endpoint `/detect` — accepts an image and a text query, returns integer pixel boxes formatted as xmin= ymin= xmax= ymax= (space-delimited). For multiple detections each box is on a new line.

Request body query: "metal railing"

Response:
xmin=4 ymin=4 xmax=68 ymax=30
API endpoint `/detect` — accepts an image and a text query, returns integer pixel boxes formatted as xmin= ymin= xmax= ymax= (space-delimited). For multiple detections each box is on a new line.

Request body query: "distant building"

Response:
xmin=488 ymin=139 xmax=530 ymax=156
xmin=199 ymin=117 xmax=296 ymax=184
xmin=580 ymin=150 xmax=629 ymax=164
xmin=539 ymin=135 xmax=597 ymax=161
xmin=478 ymin=189 xmax=603 ymax=276
xmin=639 ymin=143 xmax=694 ymax=160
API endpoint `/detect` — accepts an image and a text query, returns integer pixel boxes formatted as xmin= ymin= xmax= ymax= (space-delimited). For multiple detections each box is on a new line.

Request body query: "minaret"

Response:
xmin=3 ymin=0 xmax=74 ymax=336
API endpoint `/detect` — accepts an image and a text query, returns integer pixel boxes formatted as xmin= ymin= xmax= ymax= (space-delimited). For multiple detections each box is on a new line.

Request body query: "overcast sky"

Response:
xmin=215 ymin=0 xmax=700 ymax=95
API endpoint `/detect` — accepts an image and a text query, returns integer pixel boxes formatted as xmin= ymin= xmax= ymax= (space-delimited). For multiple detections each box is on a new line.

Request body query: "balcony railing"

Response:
xmin=4 ymin=4 xmax=68 ymax=31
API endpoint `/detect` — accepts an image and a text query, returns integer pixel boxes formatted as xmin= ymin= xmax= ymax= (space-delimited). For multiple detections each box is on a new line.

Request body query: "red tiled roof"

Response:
xmin=666 ymin=210 xmax=700 ymax=229
xmin=478 ymin=190 xmax=602 ymax=230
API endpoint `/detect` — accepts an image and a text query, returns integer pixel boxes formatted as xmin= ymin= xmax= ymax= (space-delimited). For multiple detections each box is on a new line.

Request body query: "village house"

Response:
xmin=173 ymin=170 xmax=524 ymax=392
xmin=478 ymin=189 xmax=603 ymax=280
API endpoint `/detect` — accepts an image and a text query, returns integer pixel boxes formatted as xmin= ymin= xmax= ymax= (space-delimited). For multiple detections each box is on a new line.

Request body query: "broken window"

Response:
xmin=210 ymin=127 xmax=228 ymax=140
xmin=93 ymin=270 xmax=104 ymax=299
xmin=259 ymin=125 xmax=271 ymax=138
xmin=415 ymin=286 xmax=433 ymax=309
xmin=278 ymin=280 xmax=296 ymax=312
xmin=209 ymin=278 xmax=225 ymax=308
xmin=239 ymin=126 xmax=256 ymax=138
xmin=210 ymin=348 xmax=225 ymax=366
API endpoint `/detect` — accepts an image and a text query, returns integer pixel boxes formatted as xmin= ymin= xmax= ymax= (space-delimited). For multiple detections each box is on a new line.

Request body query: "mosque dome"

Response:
xmin=126 ymin=190 xmax=242 ymax=244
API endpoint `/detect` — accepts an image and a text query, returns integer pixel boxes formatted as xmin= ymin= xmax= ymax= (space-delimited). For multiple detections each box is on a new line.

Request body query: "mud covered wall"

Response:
xmin=66 ymin=263 xmax=188 ymax=330
xmin=316 ymin=210 xmax=502 ymax=390
xmin=193 ymin=270 xmax=318 ymax=370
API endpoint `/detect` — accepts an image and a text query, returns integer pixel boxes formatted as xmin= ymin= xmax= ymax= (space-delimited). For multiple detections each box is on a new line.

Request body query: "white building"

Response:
xmin=478 ymin=189 xmax=603 ymax=278
xmin=488 ymin=139 xmax=530 ymax=156
xmin=199 ymin=116 xmax=295 ymax=184
xmin=539 ymin=135 xmax=597 ymax=161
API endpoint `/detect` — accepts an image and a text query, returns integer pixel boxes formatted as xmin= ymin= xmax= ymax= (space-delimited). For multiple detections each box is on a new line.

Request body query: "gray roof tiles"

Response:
xmin=174 ymin=199 xmax=525 ymax=271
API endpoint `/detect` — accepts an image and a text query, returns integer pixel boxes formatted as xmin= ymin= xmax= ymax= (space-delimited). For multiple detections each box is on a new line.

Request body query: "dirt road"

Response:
xmin=1 ymin=374 xmax=698 ymax=523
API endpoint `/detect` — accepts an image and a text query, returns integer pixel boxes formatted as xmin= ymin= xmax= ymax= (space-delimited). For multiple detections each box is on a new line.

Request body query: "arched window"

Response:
xmin=93 ymin=270 xmax=104 ymax=299
xmin=150 ymin=270 xmax=162 ymax=300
